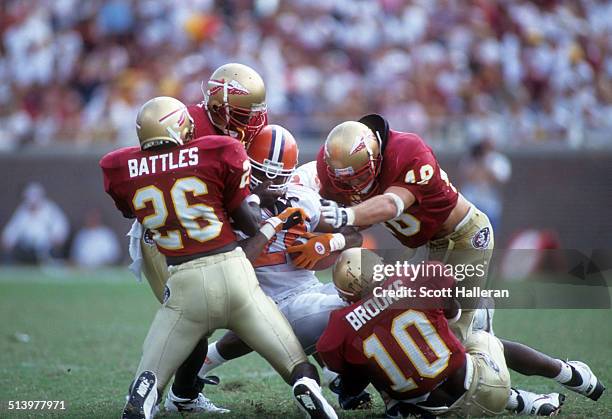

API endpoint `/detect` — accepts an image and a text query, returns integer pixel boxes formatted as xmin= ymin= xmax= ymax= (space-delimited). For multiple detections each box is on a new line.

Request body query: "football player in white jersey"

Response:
xmin=199 ymin=125 xmax=364 ymax=376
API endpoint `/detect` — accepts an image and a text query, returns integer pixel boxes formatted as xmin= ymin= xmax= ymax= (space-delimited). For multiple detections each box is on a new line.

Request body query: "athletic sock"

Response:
xmin=198 ymin=342 xmax=227 ymax=378
xmin=321 ymin=367 xmax=339 ymax=387
xmin=554 ymin=360 xmax=582 ymax=386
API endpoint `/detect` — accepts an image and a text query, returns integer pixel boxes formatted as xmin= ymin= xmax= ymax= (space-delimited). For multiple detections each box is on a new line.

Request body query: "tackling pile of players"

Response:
xmin=100 ymin=63 xmax=605 ymax=419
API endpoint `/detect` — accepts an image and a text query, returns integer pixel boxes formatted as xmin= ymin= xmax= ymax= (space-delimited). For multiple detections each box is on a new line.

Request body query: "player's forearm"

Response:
xmin=231 ymin=198 xmax=262 ymax=237
xmin=351 ymin=194 xmax=400 ymax=226
xmin=239 ymin=233 xmax=270 ymax=262
xmin=339 ymin=227 xmax=363 ymax=249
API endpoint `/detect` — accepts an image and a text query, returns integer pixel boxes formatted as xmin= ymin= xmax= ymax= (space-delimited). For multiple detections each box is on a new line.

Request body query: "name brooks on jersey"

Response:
xmin=345 ymin=279 xmax=404 ymax=331
xmin=128 ymin=147 xmax=199 ymax=178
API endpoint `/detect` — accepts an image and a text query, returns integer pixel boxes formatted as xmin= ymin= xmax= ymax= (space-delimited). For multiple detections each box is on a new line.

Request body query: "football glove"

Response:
xmin=321 ymin=199 xmax=354 ymax=229
xmin=276 ymin=207 xmax=308 ymax=231
xmin=287 ymin=233 xmax=346 ymax=270
xmin=260 ymin=207 xmax=309 ymax=240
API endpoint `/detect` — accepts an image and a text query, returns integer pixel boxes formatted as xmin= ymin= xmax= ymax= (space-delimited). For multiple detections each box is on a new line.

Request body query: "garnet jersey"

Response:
xmin=316 ymin=270 xmax=465 ymax=401
xmin=187 ymin=103 xmax=219 ymax=138
xmin=235 ymin=183 xmax=322 ymax=302
xmin=317 ymin=130 xmax=459 ymax=248
xmin=100 ymin=136 xmax=251 ymax=257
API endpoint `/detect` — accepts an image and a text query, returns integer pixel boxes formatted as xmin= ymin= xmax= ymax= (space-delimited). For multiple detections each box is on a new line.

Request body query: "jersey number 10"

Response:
xmin=363 ymin=310 xmax=451 ymax=393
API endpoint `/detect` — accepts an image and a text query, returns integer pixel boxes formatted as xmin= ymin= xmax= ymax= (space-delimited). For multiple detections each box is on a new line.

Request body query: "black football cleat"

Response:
xmin=122 ymin=370 xmax=158 ymax=419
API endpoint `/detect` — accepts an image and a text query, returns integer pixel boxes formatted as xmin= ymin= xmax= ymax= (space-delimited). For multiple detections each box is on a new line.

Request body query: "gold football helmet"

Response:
xmin=324 ymin=121 xmax=382 ymax=201
xmin=136 ymin=96 xmax=194 ymax=150
xmin=332 ymin=248 xmax=384 ymax=302
xmin=203 ymin=63 xmax=267 ymax=146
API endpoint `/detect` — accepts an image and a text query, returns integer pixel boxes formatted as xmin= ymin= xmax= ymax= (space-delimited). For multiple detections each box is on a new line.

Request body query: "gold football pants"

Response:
xmin=134 ymin=247 xmax=307 ymax=391
xmin=444 ymin=331 xmax=511 ymax=416
xmin=428 ymin=206 xmax=494 ymax=342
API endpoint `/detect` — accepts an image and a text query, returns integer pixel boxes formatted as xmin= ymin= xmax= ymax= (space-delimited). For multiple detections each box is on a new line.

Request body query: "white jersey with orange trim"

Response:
xmin=235 ymin=182 xmax=322 ymax=302
xmin=291 ymin=161 xmax=321 ymax=193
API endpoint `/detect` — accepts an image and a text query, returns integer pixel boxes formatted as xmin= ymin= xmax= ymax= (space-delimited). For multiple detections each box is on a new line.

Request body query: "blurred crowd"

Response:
xmin=1 ymin=0 xmax=610 ymax=151
xmin=1 ymin=182 xmax=120 ymax=267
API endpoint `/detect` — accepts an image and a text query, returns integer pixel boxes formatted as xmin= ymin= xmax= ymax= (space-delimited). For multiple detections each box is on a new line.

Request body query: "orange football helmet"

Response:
xmin=247 ymin=125 xmax=299 ymax=191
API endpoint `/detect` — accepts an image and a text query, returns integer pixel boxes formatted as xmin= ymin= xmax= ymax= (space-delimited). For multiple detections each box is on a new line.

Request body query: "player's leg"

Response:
xmin=226 ymin=254 xmax=337 ymax=418
xmin=125 ymin=295 xmax=204 ymax=417
xmin=447 ymin=330 xmax=511 ymax=416
xmin=197 ymin=331 xmax=253 ymax=379
xmin=165 ymin=338 xmax=229 ymax=413
xmin=502 ymin=339 xmax=605 ymax=401
xmin=126 ymin=261 xmax=235 ymax=418
xmin=200 ymin=287 xmax=345 ymax=375
xmin=428 ymin=207 xmax=494 ymax=343
xmin=137 ymin=237 xmax=227 ymax=413
xmin=282 ymin=289 xmax=346 ymax=354
xmin=455 ymin=332 xmax=565 ymax=416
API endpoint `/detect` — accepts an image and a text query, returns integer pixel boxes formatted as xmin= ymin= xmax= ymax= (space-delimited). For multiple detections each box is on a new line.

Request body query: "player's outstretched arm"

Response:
xmin=321 ymin=186 xmax=415 ymax=228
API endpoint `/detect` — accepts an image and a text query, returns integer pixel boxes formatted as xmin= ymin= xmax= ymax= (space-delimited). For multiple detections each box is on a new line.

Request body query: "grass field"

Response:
xmin=0 ymin=267 xmax=610 ymax=418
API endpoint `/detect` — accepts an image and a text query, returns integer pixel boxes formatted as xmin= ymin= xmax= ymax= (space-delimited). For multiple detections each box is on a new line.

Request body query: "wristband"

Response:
xmin=246 ymin=194 xmax=261 ymax=206
xmin=329 ymin=233 xmax=346 ymax=252
xmin=345 ymin=208 xmax=355 ymax=226
xmin=384 ymin=192 xmax=405 ymax=219
xmin=259 ymin=223 xmax=277 ymax=241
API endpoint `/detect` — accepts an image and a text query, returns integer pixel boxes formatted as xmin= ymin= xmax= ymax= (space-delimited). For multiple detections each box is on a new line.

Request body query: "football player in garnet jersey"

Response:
xmin=317 ymin=248 xmax=513 ymax=417
xmin=317 ymin=249 xmax=578 ymax=417
xmin=100 ymin=97 xmax=337 ymax=419
xmin=288 ymin=114 xmax=491 ymax=343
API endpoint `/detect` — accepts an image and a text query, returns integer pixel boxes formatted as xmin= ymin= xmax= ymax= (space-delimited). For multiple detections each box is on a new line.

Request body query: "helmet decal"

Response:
xmin=350 ymin=132 xmax=374 ymax=156
xmin=208 ymin=78 xmax=251 ymax=100
xmin=157 ymin=106 xmax=186 ymax=123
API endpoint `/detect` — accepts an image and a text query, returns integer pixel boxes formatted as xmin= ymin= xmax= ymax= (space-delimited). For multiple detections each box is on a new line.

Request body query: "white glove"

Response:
xmin=320 ymin=199 xmax=355 ymax=229
xmin=127 ymin=220 xmax=144 ymax=282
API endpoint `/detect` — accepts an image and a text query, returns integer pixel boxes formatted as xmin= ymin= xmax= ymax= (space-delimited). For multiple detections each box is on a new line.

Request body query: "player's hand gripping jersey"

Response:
xmin=317 ymin=125 xmax=458 ymax=248
xmin=317 ymin=269 xmax=465 ymax=401
xmin=101 ymin=136 xmax=251 ymax=257
xmin=235 ymin=182 xmax=322 ymax=301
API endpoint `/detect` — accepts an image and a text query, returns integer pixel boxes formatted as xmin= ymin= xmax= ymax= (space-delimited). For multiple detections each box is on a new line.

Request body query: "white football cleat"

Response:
xmin=512 ymin=388 xmax=565 ymax=416
xmin=293 ymin=377 xmax=338 ymax=419
xmin=562 ymin=361 xmax=605 ymax=401
xmin=123 ymin=371 xmax=159 ymax=419
xmin=164 ymin=388 xmax=229 ymax=413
